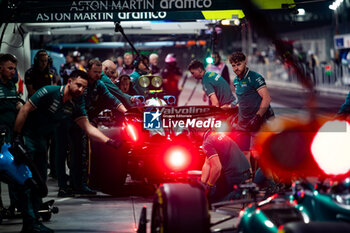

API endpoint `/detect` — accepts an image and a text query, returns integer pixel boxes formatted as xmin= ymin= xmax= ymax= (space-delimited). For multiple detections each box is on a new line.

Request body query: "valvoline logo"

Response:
xmin=143 ymin=110 xmax=161 ymax=129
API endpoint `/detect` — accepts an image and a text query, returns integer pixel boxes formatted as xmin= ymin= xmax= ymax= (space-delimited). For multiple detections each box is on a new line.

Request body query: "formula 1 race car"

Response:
xmin=141 ymin=118 xmax=350 ymax=233
xmin=89 ymin=87 xmax=237 ymax=194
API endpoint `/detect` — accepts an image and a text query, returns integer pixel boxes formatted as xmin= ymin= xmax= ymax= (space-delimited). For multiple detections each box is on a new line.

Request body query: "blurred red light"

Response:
xmin=164 ymin=146 xmax=191 ymax=171
xmin=170 ymin=151 xmax=186 ymax=167
xmin=311 ymin=120 xmax=350 ymax=176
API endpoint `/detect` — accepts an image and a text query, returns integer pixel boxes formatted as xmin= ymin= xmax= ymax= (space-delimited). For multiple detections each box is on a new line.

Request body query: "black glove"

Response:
xmin=12 ymin=133 xmax=26 ymax=152
xmin=106 ymin=139 xmax=122 ymax=149
xmin=11 ymin=133 xmax=28 ymax=163
xmin=248 ymin=114 xmax=263 ymax=132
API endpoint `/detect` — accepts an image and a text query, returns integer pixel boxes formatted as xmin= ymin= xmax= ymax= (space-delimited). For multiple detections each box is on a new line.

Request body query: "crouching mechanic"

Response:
xmin=12 ymin=70 xmax=120 ymax=232
xmin=199 ymin=129 xmax=251 ymax=203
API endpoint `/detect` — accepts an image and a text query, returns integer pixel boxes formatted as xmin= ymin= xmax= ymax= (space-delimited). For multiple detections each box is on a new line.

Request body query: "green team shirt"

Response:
xmin=203 ymin=132 xmax=250 ymax=176
xmin=130 ymin=71 xmax=148 ymax=96
xmin=84 ymin=79 xmax=122 ymax=119
xmin=100 ymin=73 xmax=133 ymax=108
xmin=0 ymin=80 xmax=19 ymax=141
xmin=202 ymin=71 xmax=236 ymax=106
xmin=339 ymin=91 xmax=350 ymax=114
xmin=233 ymin=68 xmax=266 ymax=126
xmin=25 ymin=85 xmax=86 ymax=137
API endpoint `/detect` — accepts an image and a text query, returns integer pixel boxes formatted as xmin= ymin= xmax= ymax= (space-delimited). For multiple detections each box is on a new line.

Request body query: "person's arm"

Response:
xmin=102 ymin=75 xmax=134 ymax=107
xmin=99 ymin=81 xmax=126 ymax=113
xmin=221 ymin=65 xmax=231 ymax=85
xmin=256 ymin=86 xmax=271 ymax=117
xmin=201 ymin=158 xmax=210 ymax=183
xmin=202 ymin=91 xmax=207 ymax=102
xmin=14 ymin=101 xmax=35 ymax=133
xmin=26 ymin=84 xmax=35 ymax=97
xmin=75 ymin=117 xmax=109 ymax=143
xmin=117 ymin=104 xmax=127 ymax=113
xmin=206 ymin=155 xmax=222 ymax=186
xmin=208 ymin=93 xmax=220 ymax=107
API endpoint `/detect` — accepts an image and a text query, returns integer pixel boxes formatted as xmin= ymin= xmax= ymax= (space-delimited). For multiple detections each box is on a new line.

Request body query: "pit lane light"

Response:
xmin=206 ymin=56 xmax=214 ymax=64
xmin=329 ymin=0 xmax=344 ymax=11
xmin=221 ymin=18 xmax=240 ymax=26
xmin=325 ymin=65 xmax=332 ymax=76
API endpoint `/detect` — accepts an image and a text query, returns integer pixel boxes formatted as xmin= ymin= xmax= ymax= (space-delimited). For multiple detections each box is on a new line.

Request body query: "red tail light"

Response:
xmin=164 ymin=146 xmax=191 ymax=171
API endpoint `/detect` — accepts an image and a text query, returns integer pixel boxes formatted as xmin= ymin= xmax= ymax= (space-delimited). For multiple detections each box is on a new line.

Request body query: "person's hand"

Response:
xmin=198 ymin=180 xmax=215 ymax=197
xmin=220 ymin=104 xmax=232 ymax=110
xmin=202 ymin=94 xmax=207 ymax=102
xmin=12 ymin=133 xmax=25 ymax=150
xmin=130 ymin=96 xmax=143 ymax=106
xmin=11 ymin=133 xmax=28 ymax=163
xmin=248 ymin=114 xmax=263 ymax=132
xmin=105 ymin=139 xmax=122 ymax=149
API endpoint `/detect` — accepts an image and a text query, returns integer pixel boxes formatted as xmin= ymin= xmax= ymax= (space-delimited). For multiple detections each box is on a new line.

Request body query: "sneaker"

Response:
xmin=57 ymin=188 xmax=74 ymax=197
xmin=73 ymin=186 xmax=97 ymax=195
xmin=21 ymin=222 xmax=54 ymax=233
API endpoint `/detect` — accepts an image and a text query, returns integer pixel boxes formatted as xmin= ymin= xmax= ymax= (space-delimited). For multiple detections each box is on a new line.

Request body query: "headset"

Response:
xmin=33 ymin=49 xmax=48 ymax=66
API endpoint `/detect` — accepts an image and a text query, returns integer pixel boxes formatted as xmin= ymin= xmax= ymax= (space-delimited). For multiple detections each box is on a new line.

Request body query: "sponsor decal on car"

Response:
xmin=143 ymin=106 xmax=221 ymax=130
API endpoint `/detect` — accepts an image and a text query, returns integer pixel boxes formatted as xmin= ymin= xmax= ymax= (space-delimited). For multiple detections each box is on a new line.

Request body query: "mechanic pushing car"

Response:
xmin=198 ymin=128 xmax=251 ymax=203
xmin=101 ymin=59 xmax=140 ymax=109
xmin=188 ymin=59 xmax=236 ymax=109
xmin=12 ymin=69 xmax=121 ymax=232
xmin=67 ymin=60 xmax=127 ymax=196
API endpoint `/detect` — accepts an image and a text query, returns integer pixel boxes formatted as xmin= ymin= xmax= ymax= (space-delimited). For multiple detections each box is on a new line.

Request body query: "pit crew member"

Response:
xmin=101 ymin=59 xmax=139 ymax=109
xmin=199 ymin=130 xmax=251 ymax=203
xmin=188 ymin=59 xmax=236 ymax=108
xmin=13 ymin=69 xmax=120 ymax=232
xmin=25 ymin=50 xmax=58 ymax=98
xmin=206 ymin=52 xmax=230 ymax=85
xmin=69 ymin=59 xmax=126 ymax=195
xmin=229 ymin=51 xmax=274 ymax=163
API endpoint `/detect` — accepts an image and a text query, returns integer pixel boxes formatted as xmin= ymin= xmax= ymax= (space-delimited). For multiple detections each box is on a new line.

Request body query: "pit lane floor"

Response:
xmin=0 ymin=178 xmax=238 ymax=233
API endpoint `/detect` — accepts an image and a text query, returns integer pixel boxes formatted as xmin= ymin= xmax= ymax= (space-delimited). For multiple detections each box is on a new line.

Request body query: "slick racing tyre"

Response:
xmin=89 ymin=127 xmax=127 ymax=195
xmin=151 ymin=183 xmax=210 ymax=233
